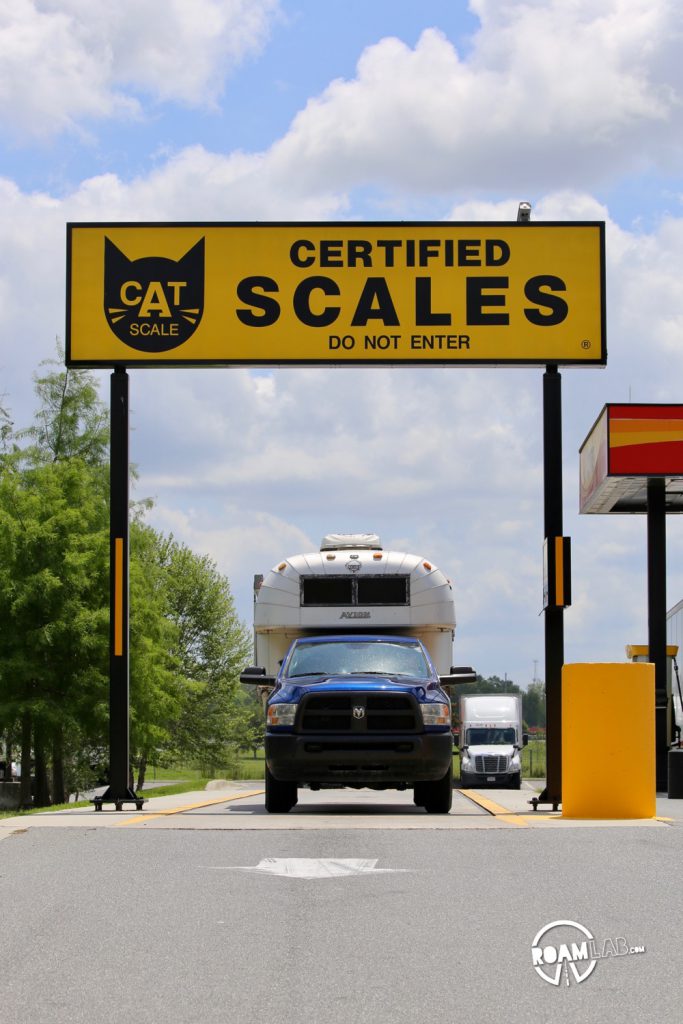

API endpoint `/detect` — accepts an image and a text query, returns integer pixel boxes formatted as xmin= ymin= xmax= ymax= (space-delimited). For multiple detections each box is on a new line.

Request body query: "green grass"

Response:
xmin=235 ymin=752 xmax=265 ymax=780
xmin=0 ymin=778 xmax=219 ymax=819
xmin=138 ymin=779 xmax=212 ymax=797
xmin=0 ymin=799 xmax=92 ymax=819
xmin=522 ymin=739 xmax=547 ymax=777
xmin=146 ymin=753 xmax=266 ymax=783
xmin=146 ymin=764 xmax=205 ymax=782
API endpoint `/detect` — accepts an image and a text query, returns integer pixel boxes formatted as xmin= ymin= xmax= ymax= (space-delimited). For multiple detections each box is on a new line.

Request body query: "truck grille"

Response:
xmin=474 ymin=755 xmax=508 ymax=774
xmin=298 ymin=693 xmax=419 ymax=733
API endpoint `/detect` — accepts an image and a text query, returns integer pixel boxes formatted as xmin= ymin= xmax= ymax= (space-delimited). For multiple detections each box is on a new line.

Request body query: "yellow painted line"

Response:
xmin=114 ymin=537 xmax=124 ymax=656
xmin=496 ymin=815 xmax=528 ymax=827
xmin=115 ymin=789 xmax=264 ymax=826
xmin=459 ymin=789 xmax=528 ymax=827
xmin=460 ymin=790 xmax=517 ymax=815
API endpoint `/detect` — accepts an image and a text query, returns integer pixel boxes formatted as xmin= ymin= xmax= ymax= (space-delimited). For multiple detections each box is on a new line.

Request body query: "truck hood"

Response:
xmin=466 ymin=744 xmax=517 ymax=758
xmin=275 ymin=675 xmax=435 ymax=702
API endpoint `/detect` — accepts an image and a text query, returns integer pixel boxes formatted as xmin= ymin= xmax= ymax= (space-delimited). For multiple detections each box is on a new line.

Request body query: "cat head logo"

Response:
xmin=103 ymin=237 xmax=204 ymax=353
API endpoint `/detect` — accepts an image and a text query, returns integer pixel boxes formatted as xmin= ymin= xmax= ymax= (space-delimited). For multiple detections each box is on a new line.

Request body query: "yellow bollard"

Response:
xmin=562 ymin=663 xmax=656 ymax=818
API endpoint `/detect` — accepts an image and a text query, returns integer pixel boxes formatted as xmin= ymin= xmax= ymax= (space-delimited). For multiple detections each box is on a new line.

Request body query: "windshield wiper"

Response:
xmin=288 ymin=671 xmax=328 ymax=677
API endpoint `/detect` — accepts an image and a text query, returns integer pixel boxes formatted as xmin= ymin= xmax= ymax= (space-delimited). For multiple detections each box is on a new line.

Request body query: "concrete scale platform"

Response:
xmin=2 ymin=779 xmax=681 ymax=835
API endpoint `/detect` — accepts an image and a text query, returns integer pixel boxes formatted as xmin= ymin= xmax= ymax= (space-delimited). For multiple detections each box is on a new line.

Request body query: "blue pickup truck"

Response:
xmin=242 ymin=634 xmax=455 ymax=814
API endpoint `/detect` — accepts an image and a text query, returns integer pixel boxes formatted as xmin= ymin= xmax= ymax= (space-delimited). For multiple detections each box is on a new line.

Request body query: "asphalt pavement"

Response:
xmin=1 ymin=780 xmax=682 ymax=1023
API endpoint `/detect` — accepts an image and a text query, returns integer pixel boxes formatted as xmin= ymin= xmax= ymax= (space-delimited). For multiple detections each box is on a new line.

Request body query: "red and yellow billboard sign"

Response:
xmin=580 ymin=405 xmax=683 ymax=514
xmin=608 ymin=405 xmax=683 ymax=474
xmin=66 ymin=221 xmax=605 ymax=367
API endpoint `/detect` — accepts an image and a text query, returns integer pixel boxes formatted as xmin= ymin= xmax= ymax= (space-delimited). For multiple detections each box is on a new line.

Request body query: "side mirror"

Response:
xmin=240 ymin=666 xmax=276 ymax=685
xmin=440 ymin=666 xmax=477 ymax=684
xmin=523 ymin=733 xmax=529 ymax=747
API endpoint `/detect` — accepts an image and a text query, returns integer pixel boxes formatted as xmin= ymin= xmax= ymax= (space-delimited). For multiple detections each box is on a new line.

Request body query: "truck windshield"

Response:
xmin=286 ymin=640 xmax=429 ymax=679
xmin=466 ymin=728 xmax=517 ymax=745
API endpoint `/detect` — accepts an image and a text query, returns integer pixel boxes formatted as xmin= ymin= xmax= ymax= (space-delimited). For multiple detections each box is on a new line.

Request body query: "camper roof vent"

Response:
xmin=320 ymin=533 xmax=383 ymax=552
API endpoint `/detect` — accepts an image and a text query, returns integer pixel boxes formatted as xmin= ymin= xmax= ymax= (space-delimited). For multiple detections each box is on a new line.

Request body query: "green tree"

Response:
xmin=522 ymin=680 xmax=546 ymax=728
xmin=236 ymin=688 xmax=265 ymax=759
xmin=1 ymin=353 xmax=252 ymax=802
xmin=22 ymin=353 xmax=108 ymax=466
xmin=128 ymin=522 xmax=185 ymax=789
xmin=0 ymin=398 xmax=12 ymax=453
xmin=0 ymin=359 xmax=111 ymax=805
xmin=123 ymin=525 xmax=252 ymax=788
xmin=0 ymin=455 xmax=110 ymax=805
xmin=160 ymin=538 xmax=252 ymax=779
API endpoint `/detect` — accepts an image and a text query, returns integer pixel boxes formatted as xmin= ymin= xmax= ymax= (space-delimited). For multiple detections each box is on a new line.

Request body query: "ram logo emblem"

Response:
xmin=353 ymin=706 xmax=365 ymax=720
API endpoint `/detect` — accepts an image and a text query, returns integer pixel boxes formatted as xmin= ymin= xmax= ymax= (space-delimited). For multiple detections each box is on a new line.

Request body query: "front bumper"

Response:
xmin=461 ymin=769 xmax=520 ymax=785
xmin=266 ymin=731 xmax=453 ymax=785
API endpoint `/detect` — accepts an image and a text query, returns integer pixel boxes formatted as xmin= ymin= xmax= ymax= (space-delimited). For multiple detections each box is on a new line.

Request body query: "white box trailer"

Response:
xmin=252 ymin=533 xmax=458 ymax=676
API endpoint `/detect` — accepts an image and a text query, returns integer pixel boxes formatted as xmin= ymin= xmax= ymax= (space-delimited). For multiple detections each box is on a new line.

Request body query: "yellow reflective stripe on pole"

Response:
xmin=555 ymin=535 xmax=564 ymax=607
xmin=114 ymin=537 xmax=124 ymax=656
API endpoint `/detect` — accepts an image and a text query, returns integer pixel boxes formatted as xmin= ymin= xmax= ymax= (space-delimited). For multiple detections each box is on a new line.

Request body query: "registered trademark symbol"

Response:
xmin=581 ymin=339 xmax=591 ymax=349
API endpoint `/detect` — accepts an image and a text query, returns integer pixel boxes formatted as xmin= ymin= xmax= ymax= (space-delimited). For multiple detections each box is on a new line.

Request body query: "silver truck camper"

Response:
xmin=252 ymin=533 xmax=457 ymax=675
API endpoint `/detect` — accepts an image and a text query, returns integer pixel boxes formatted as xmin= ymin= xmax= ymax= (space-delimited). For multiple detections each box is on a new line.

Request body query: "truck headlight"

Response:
xmin=267 ymin=704 xmax=297 ymax=727
xmin=421 ymin=703 xmax=450 ymax=726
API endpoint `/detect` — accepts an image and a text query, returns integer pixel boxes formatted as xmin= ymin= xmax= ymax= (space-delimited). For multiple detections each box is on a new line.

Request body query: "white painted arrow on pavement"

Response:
xmin=211 ymin=858 xmax=409 ymax=878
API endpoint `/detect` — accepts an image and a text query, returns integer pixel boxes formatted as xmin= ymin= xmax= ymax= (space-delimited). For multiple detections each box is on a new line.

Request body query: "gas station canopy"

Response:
xmin=580 ymin=404 xmax=683 ymax=514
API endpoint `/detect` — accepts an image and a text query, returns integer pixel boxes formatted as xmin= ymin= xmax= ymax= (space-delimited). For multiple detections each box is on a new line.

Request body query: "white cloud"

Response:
xmin=0 ymin=148 xmax=346 ymax=413
xmin=0 ymin=0 xmax=280 ymax=138
xmin=60 ymin=145 xmax=347 ymax=222
xmin=269 ymin=1 xmax=683 ymax=193
xmin=1 ymin=0 xmax=683 ymax=682
xmin=2 ymin=165 xmax=683 ymax=680
xmin=2 ymin=0 xmax=680 ymax=199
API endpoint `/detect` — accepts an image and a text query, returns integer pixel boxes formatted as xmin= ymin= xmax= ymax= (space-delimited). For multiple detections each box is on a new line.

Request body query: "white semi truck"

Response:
xmin=458 ymin=693 xmax=528 ymax=789
xmin=241 ymin=533 xmax=475 ymax=812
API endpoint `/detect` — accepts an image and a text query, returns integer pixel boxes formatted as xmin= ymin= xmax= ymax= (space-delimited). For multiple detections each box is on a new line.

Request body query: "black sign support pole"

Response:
xmin=647 ymin=477 xmax=668 ymax=791
xmin=93 ymin=368 xmax=143 ymax=811
xmin=541 ymin=364 xmax=564 ymax=809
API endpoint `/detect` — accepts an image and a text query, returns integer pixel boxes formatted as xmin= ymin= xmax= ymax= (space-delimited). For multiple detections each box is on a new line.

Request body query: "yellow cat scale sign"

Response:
xmin=66 ymin=222 xmax=605 ymax=367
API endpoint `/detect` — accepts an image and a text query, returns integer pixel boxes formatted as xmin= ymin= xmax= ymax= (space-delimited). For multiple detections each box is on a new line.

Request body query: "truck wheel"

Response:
xmin=509 ymin=773 xmax=522 ymax=790
xmin=265 ymin=766 xmax=297 ymax=813
xmin=422 ymin=763 xmax=453 ymax=814
xmin=413 ymin=783 xmax=426 ymax=807
xmin=459 ymin=771 xmax=473 ymax=788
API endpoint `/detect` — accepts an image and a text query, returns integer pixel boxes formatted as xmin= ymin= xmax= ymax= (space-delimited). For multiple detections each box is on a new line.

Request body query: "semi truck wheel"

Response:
xmin=459 ymin=770 xmax=473 ymax=788
xmin=509 ymin=773 xmax=522 ymax=790
xmin=422 ymin=762 xmax=453 ymax=814
xmin=265 ymin=766 xmax=297 ymax=813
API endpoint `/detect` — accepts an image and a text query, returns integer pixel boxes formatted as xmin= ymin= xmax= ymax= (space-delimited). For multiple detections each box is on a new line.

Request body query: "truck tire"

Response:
xmin=413 ymin=783 xmax=426 ymax=807
xmin=459 ymin=770 xmax=473 ymax=788
xmin=509 ymin=773 xmax=522 ymax=790
xmin=265 ymin=766 xmax=297 ymax=813
xmin=422 ymin=762 xmax=453 ymax=814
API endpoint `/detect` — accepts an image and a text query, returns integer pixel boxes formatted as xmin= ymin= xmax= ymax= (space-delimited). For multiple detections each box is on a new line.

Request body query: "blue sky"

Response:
xmin=0 ymin=2 xmax=478 ymax=192
xmin=2 ymin=0 xmax=683 ymax=685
